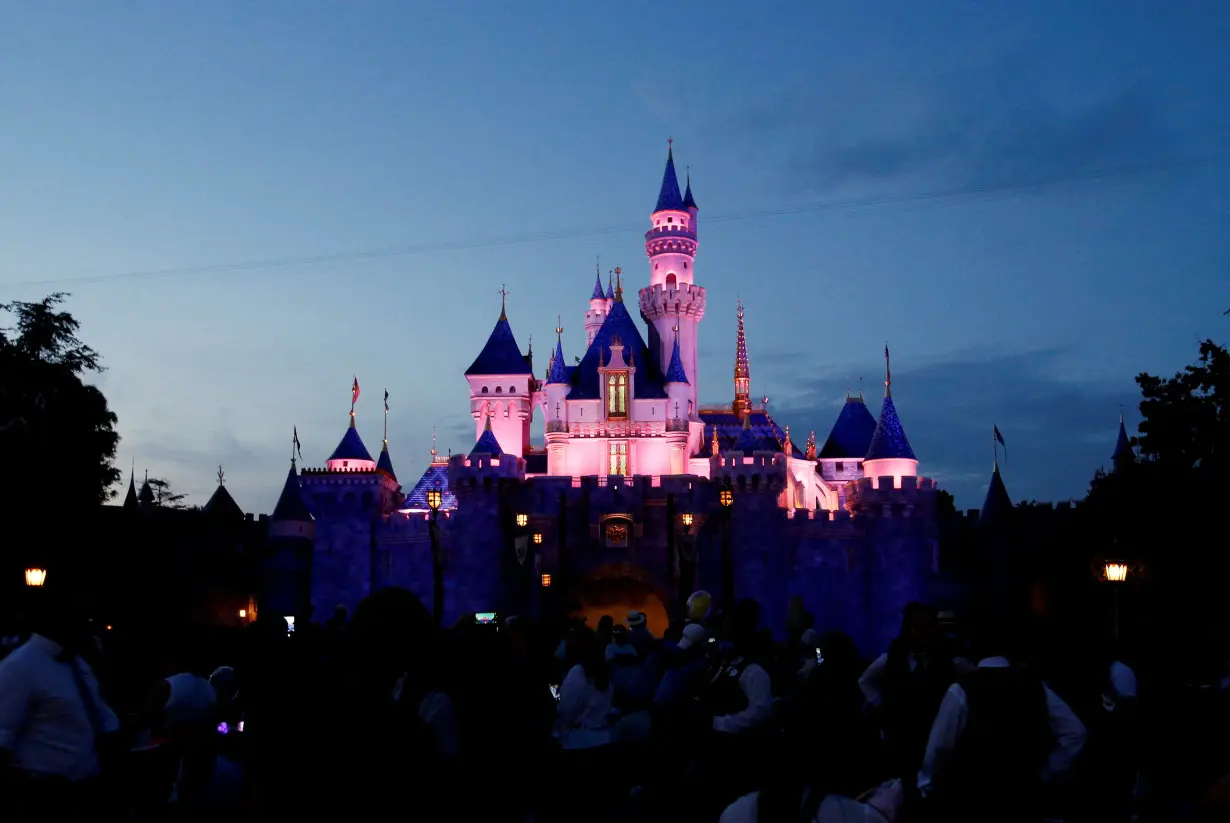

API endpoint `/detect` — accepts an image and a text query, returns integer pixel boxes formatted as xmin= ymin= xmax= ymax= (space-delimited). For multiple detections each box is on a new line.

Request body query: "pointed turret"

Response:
xmin=465 ymin=296 xmax=533 ymax=376
xmin=862 ymin=346 xmax=919 ymax=485
xmin=1112 ymin=412 xmax=1134 ymax=471
xmin=470 ymin=415 xmax=504 ymax=457
xmin=204 ymin=483 xmax=245 ymax=522
xmin=683 ymin=169 xmax=698 ymax=212
xmin=606 ymin=273 xmax=614 ymax=301
xmin=664 ymin=326 xmax=689 ymax=384
xmin=271 ymin=463 xmax=313 ymax=523
xmin=376 ymin=442 xmax=397 ymax=481
xmin=546 ymin=324 xmax=569 ymax=385
xmin=805 ymin=430 xmax=817 ymax=461
xmin=122 ymin=467 xmax=139 ymax=510
xmin=138 ymin=470 xmax=155 ymax=507
xmin=980 ymin=458 xmax=1013 ymax=525
xmin=733 ymin=299 xmax=751 ymax=419
xmin=654 ymin=142 xmax=686 ymax=212
xmin=326 ymin=414 xmax=377 ymax=471
xmin=590 ymin=263 xmax=606 ymax=301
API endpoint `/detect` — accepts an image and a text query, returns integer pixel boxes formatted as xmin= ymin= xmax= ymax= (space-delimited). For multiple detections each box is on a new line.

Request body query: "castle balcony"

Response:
xmin=666 ymin=418 xmax=690 ymax=433
xmin=546 ymin=421 xmax=568 ymax=433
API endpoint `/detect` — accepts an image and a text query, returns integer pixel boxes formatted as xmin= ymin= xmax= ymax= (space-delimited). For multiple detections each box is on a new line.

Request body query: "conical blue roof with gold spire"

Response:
xmin=376 ymin=441 xmax=397 ymax=481
xmin=665 ymin=328 xmax=689 ymax=384
xmin=1112 ymin=413 xmax=1134 ymax=467
xmin=546 ymin=331 xmax=569 ymax=385
xmin=465 ymin=296 xmax=533 ymax=376
xmin=470 ymin=416 xmax=503 ymax=457
xmin=329 ymin=416 xmax=375 ymax=463
xmin=865 ymin=348 xmax=916 ymax=461
xmin=591 ymin=266 xmax=606 ymax=301
xmin=654 ymin=144 xmax=686 ymax=212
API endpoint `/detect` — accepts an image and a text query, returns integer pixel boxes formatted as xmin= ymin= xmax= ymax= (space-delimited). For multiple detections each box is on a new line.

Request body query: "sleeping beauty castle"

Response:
xmin=262 ymin=145 xmax=943 ymax=652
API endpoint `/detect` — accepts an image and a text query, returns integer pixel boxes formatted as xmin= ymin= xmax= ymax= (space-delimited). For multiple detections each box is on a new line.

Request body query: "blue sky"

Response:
xmin=1 ymin=1 xmax=1227 ymax=510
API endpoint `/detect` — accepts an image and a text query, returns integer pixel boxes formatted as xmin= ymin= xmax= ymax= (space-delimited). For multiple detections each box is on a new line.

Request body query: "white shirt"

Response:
xmin=0 ymin=634 xmax=120 ymax=781
xmin=555 ymin=663 xmax=614 ymax=749
xmin=713 ymin=661 xmax=774 ymax=734
xmin=916 ymin=656 xmax=1086 ymax=797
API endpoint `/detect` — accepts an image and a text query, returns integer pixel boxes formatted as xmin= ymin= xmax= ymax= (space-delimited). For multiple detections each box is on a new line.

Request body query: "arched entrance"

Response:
xmin=570 ymin=564 xmax=670 ymax=637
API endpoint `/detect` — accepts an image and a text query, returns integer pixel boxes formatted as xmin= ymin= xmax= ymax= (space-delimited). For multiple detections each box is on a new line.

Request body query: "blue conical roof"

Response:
xmin=605 ymin=274 xmax=614 ymax=300
xmin=123 ymin=471 xmax=138 ymax=510
xmin=376 ymin=442 xmax=397 ymax=480
xmin=546 ymin=337 xmax=569 ymax=384
xmin=865 ymin=396 xmax=916 ymax=461
xmin=470 ymin=419 xmax=504 ymax=457
xmin=683 ymin=171 xmax=697 ymax=210
xmin=665 ymin=331 xmax=688 ymax=384
xmin=819 ymin=396 xmax=878 ymax=459
xmin=654 ymin=146 xmax=686 ymax=212
xmin=204 ymin=484 xmax=245 ymax=521
xmin=271 ymin=464 xmax=313 ymax=522
xmin=591 ymin=269 xmax=606 ymax=301
xmin=1112 ymin=417 xmax=1133 ymax=464
xmin=980 ymin=461 xmax=1013 ymax=524
xmin=569 ymin=300 xmax=668 ymax=400
xmin=465 ymin=311 xmax=533 ymax=376
xmin=329 ymin=420 xmax=375 ymax=463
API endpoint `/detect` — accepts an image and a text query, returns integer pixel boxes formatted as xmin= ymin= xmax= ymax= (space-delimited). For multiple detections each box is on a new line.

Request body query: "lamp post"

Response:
xmin=1103 ymin=560 xmax=1129 ymax=641
xmin=427 ymin=485 xmax=444 ymax=627
xmin=24 ymin=568 xmax=46 ymax=587
xmin=719 ymin=485 xmax=734 ymax=605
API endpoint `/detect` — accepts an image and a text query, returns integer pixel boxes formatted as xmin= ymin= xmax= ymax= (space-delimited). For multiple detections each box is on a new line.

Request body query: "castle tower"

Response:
xmin=638 ymin=142 xmax=705 ymax=416
xmin=980 ymin=456 xmax=1013 ymax=524
xmin=584 ymin=263 xmax=608 ymax=346
xmin=465 ymin=291 xmax=534 ymax=457
xmin=544 ymin=320 xmax=572 ymax=475
xmin=263 ymin=450 xmax=316 ymax=619
xmin=733 ymin=298 xmax=751 ymax=419
xmin=862 ymin=346 xmax=919 ymax=488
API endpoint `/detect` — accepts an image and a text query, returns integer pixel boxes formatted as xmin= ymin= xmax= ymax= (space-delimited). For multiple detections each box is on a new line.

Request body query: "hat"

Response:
xmin=677 ymin=622 xmax=708 ymax=650
xmin=627 ymin=610 xmax=646 ymax=629
xmin=686 ymin=591 xmax=712 ymax=622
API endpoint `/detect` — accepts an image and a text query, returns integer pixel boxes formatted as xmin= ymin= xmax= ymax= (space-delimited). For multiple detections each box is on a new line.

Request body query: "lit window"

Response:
xmin=666 ymin=273 xmax=677 ymax=288
xmin=606 ymin=371 xmax=627 ymax=418
xmin=609 ymin=442 xmax=628 ymax=476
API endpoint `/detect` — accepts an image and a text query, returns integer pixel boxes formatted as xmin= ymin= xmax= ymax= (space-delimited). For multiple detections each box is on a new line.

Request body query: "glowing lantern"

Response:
xmin=24 ymin=568 xmax=46 ymax=587
xmin=533 ymin=533 xmax=543 ymax=544
xmin=541 ymin=574 xmax=552 ymax=587
xmin=681 ymin=512 xmax=694 ymax=527
xmin=239 ymin=609 xmax=247 ymax=618
xmin=427 ymin=486 xmax=442 ymax=512
xmin=719 ymin=489 xmax=733 ymax=508
xmin=1104 ymin=562 xmax=1129 ymax=583
xmin=516 ymin=513 xmax=528 ymax=527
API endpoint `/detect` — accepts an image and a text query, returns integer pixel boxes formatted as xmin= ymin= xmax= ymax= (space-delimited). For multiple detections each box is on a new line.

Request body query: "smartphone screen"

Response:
xmin=815 ymin=648 xmax=824 ymax=665
xmin=549 ymin=684 xmax=560 ymax=701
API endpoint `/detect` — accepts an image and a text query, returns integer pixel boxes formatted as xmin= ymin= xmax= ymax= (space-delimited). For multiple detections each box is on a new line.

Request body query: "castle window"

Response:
xmin=609 ymin=442 xmax=628 ymax=476
xmin=481 ymin=387 xmax=489 ymax=394
xmin=836 ymin=462 xmax=844 ymax=472
xmin=509 ymin=385 xmax=515 ymax=392
xmin=606 ymin=371 xmax=627 ymax=419
xmin=495 ymin=386 xmax=503 ymax=393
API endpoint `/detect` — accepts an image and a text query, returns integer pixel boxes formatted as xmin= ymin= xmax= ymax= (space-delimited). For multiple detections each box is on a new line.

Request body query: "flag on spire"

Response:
xmin=352 ymin=377 xmax=360 ymax=409
xmin=884 ymin=344 xmax=892 ymax=395
xmin=384 ymin=389 xmax=389 ymax=412
xmin=993 ymin=425 xmax=1006 ymax=464
xmin=293 ymin=426 xmax=303 ymax=463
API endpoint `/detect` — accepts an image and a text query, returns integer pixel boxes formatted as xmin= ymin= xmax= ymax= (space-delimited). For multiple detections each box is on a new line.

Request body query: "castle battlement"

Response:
xmin=845 ymin=475 xmax=938 ymax=518
xmin=448 ymin=452 xmax=526 ymax=492
xmin=710 ymin=451 xmax=788 ymax=494
xmin=637 ymin=282 xmax=707 ymax=319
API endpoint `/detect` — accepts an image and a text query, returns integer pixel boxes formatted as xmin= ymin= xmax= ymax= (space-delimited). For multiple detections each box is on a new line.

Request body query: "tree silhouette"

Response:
xmin=146 ymin=477 xmax=188 ymax=509
xmin=1135 ymin=339 xmax=1228 ymax=472
xmin=0 ymin=293 xmax=120 ymax=509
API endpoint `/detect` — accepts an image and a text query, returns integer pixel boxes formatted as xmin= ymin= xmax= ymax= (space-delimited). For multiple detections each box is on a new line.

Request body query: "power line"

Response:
xmin=6 ymin=150 xmax=1226 ymax=290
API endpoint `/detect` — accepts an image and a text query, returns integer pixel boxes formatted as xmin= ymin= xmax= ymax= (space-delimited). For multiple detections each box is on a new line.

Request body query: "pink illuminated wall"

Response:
xmin=860 ymin=457 xmax=919 ymax=489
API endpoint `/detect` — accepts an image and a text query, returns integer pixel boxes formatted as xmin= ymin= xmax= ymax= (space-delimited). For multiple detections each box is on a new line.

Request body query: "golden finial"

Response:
xmin=614 ymin=266 xmax=623 ymax=301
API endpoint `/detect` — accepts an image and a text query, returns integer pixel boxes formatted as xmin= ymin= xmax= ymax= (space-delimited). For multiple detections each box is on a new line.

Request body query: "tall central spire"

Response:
xmin=734 ymin=298 xmax=751 ymax=419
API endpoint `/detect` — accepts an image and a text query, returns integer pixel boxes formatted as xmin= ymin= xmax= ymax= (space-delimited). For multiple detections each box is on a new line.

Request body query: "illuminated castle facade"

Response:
xmin=265 ymin=147 xmax=942 ymax=653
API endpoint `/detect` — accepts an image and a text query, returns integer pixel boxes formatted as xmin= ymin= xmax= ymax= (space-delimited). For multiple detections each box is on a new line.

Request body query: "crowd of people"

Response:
xmin=3 ymin=585 xmax=1230 ymax=822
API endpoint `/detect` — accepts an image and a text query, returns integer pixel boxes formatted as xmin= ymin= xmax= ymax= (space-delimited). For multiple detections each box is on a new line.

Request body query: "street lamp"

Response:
xmin=541 ymin=573 xmax=552 ymax=588
xmin=516 ymin=513 xmax=528 ymax=528
xmin=681 ymin=512 xmax=694 ymax=527
xmin=1103 ymin=562 xmax=1129 ymax=583
xmin=24 ymin=568 xmax=46 ymax=587
xmin=1102 ymin=560 xmax=1130 ymax=641
xmin=428 ymin=485 xmax=444 ymax=626
xmin=719 ymin=489 xmax=733 ymax=508
xmin=533 ymin=533 xmax=543 ymax=544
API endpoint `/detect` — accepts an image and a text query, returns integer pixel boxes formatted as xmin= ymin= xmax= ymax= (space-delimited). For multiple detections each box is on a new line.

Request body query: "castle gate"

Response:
xmin=568 ymin=562 xmax=670 ymax=637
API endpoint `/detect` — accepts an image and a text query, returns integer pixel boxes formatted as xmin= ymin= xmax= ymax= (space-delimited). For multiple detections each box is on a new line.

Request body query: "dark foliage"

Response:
xmin=0 ymin=293 xmax=120 ymax=513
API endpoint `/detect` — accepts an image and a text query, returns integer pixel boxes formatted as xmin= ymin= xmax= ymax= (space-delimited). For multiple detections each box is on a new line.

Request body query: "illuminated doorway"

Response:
xmin=570 ymin=571 xmax=669 ymax=637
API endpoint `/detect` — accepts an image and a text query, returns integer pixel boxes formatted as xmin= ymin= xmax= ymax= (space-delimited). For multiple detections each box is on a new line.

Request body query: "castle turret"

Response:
xmin=733 ymin=299 xmax=751 ymax=420
xmin=376 ymin=389 xmax=398 ymax=484
xmin=122 ymin=465 xmax=138 ymax=510
xmin=203 ymin=467 xmax=245 ymax=523
xmin=980 ymin=457 xmax=1013 ymax=525
xmin=544 ymin=321 xmax=572 ymax=475
xmin=817 ymin=393 xmax=877 ymax=484
xmin=263 ymin=452 xmax=316 ymax=622
xmin=1112 ymin=412 xmax=1135 ymax=471
xmin=465 ymin=291 xmax=533 ymax=457
xmin=584 ymin=263 xmax=608 ymax=346
xmin=138 ymin=470 xmax=155 ymax=508
xmin=639 ymin=141 xmax=705 ymax=416
xmin=664 ymin=325 xmax=690 ymax=473
xmin=862 ymin=346 xmax=918 ymax=488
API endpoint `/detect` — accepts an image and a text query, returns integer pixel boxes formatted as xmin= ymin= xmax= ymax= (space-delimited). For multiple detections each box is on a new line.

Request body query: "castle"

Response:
xmin=262 ymin=145 xmax=943 ymax=653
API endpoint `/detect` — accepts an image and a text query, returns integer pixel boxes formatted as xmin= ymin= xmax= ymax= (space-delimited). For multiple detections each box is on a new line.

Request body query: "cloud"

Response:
xmin=730 ymin=53 xmax=1176 ymax=196
xmin=771 ymin=347 xmax=1137 ymax=508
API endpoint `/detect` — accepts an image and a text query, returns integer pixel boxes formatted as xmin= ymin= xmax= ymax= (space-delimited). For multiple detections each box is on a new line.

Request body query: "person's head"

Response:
xmin=332 ymin=604 xmax=348 ymax=622
xmin=596 ymin=614 xmax=614 ymax=634
xmin=686 ymin=590 xmax=712 ymax=623
xmin=968 ymin=610 xmax=1025 ymax=663
xmin=567 ymin=627 xmax=610 ymax=689
xmin=26 ymin=590 xmax=91 ymax=655
xmin=722 ymin=598 xmax=762 ymax=650
xmin=627 ymin=610 xmax=647 ymax=632
xmin=611 ymin=624 xmax=629 ymax=646
xmin=349 ymin=587 xmax=432 ymax=682
xmin=899 ymin=602 xmax=938 ymax=651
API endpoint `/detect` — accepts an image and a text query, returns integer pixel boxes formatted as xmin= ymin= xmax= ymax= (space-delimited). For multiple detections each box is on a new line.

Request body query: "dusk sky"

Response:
xmin=2 ymin=2 xmax=1227 ymax=511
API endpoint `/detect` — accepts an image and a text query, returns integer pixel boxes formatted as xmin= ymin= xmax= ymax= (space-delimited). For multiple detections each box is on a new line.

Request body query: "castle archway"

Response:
xmin=569 ymin=563 xmax=670 ymax=637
